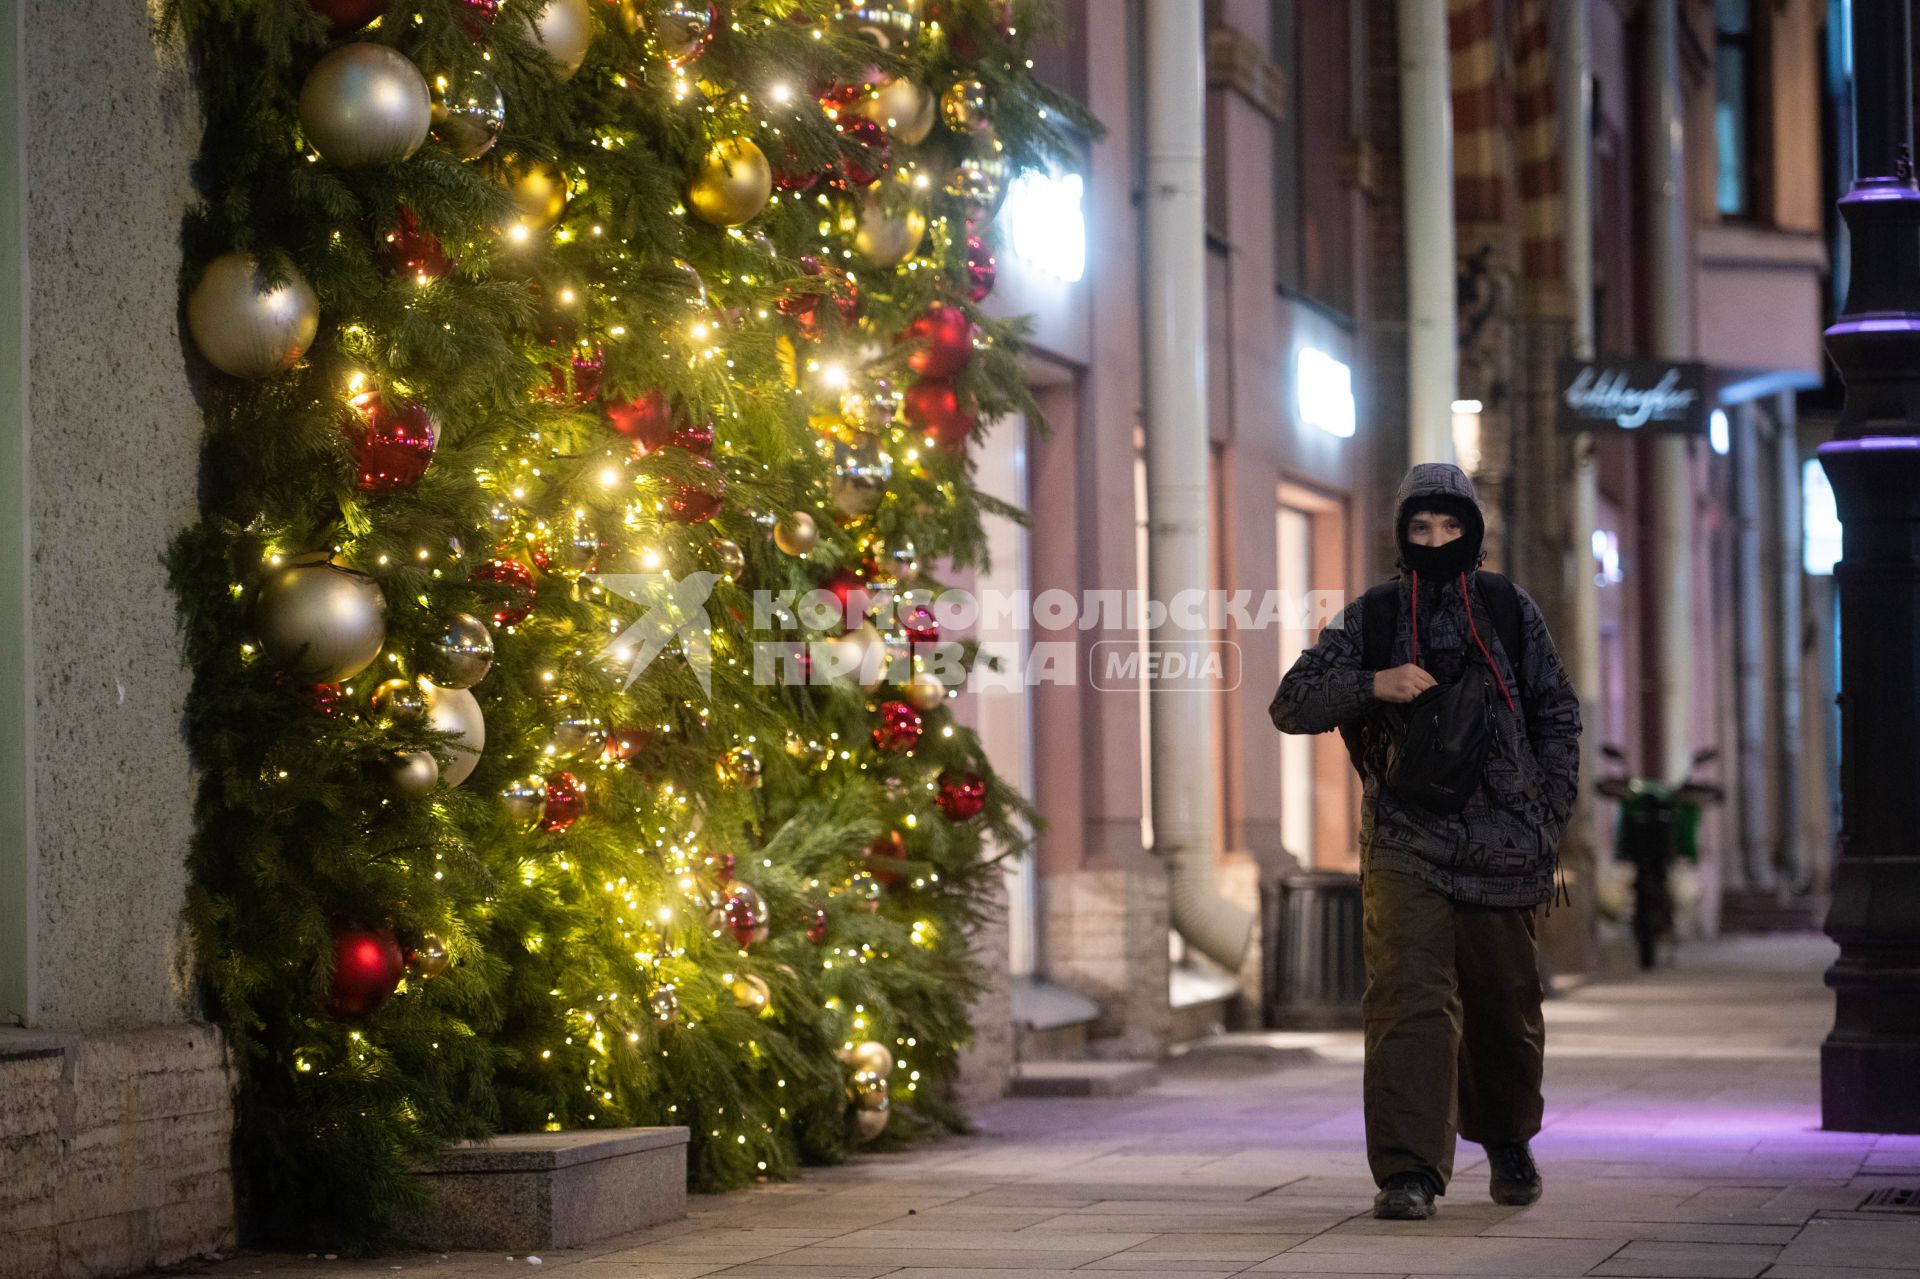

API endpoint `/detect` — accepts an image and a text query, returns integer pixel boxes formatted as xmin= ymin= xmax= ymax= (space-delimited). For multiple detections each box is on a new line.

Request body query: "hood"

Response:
xmin=1393 ymin=462 xmax=1485 ymax=571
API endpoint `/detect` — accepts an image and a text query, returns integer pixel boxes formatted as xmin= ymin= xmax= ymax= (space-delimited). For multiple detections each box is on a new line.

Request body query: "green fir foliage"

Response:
xmin=165 ymin=0 xmax=1094 ymax=1250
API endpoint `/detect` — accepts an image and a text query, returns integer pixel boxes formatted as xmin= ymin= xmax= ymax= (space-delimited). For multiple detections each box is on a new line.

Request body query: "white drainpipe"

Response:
xmin=1400 ymin=0 xmax=1458 ymax=465
xmin=1141 ymin=0 xmax=1250 ymax=971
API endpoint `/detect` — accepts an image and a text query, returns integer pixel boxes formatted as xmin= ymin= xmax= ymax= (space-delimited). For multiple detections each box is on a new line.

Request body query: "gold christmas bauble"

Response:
xmin=860 ymin=76 xmax=935 ymax=144
xmin=849 ymin=1040 xmax=894 ymax=1077
xmin=774 ymin=510 xmax=818 ymax=556
xmin=940 ymin=78 xmax=991 ymax=135
xmin=502 ymin=154 xmax=570 ymax=235
xmin=902 ymin=669 xmax=945 ymax=711
xmin=716 ymin=744 xmax=764 ymax=789
xmin=831 ymin=619 xmax=888 ymax=691
xmin=854 ymin=1102 xmax=889 ymax=1141
xmin=187 ymin=252 xmax=320 ymax=379
xmin=533 ymin=0 xmax=594 ymax=81
xmin=687 ymin=138 xmax=772 ymax=227
xmin=411 ymin=934 xmax=452 ymax=978
xmin=854 ymin=186 xmax=926 ymax=267
xmin=730 ymin=973 xmax=771 ymax=1012
xmin=422 ymin=679 xmax=486 ymax=786
xmin=299 ymin=43 xmax=432 ymax=168
xmin=370 ymin=677 xmax=429 ymax=728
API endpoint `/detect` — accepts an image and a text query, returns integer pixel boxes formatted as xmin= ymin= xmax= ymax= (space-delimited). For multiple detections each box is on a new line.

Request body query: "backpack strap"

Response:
xmin=1472 ymin=571 xmax=1524 ymax=670
xmin=1337 ymin=582 xmax=1402 ymax=775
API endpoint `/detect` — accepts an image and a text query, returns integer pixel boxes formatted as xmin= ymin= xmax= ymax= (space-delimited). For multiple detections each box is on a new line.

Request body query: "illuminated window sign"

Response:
xmin=1296 ymin=347 xmax=1356 ymax=438
xmin=1803 ymin=457 xmax=1840 ymax=576
xmin=1709 ymin=408 xmax=1731 ymax=455
xmin=1002 ymin=169 xmax=1086 ymax=284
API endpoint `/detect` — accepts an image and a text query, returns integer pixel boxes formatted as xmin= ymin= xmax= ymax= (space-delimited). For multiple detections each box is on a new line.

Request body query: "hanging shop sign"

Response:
xmin=1556 ymin=358 xmax=1711 ymax=434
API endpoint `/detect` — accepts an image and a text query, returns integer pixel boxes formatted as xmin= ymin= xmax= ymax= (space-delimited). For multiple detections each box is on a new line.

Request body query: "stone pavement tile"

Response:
xmin=746 ymin=1248 xmax=1119 ymax=1270
xmin=850 ymin=1209 xmax=1061 ymax=1231
xmin=987 ymin=1181 xmax=1266 ymax=1202
xmin=1860 ymin=1151 xmax=1920 ymax=1173
xmin=585 ymin=1232 xmax=825 ymax=1265
xmin=1099 ymin=1233 xmax=1308 ymax=1261
xmin=882 ymin=1270 xmax=1246 ymax=1279
xmin=537 ymin=1265 xmax=726 ymax=1279
xmin=1758 ymin=1259 xmax=1920 ymax=1267
xmin=1774 ymin=1218 xmax=1920 ymax=1269
xmin=706 ymin=1259 xmax=898 ymax=1267
xmin=1761 ymin=1185 xmax=1871 ymax=1213
xmin=1244 ymin=1235 xmax=1625 ymax=1274
xmin=822 ymin=1229 xmax=1151 ymax=1253
xmin=1480 ymin=1219 xmax=1798 ymax=1245
xmin=1585 ymin=1239 xmax=1781 ymax=1277
xmin=1024 ymin=1209 xmax=1352 ymax=1234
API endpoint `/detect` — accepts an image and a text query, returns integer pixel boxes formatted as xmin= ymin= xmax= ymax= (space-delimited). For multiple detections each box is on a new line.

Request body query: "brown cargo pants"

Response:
xmin=1361 ymin=867 xmax=1545 ymax=1192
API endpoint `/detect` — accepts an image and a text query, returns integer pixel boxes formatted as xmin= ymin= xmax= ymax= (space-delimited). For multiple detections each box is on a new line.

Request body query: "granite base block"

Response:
xmin=405 ymin=1127 xmax=690 ymax=1251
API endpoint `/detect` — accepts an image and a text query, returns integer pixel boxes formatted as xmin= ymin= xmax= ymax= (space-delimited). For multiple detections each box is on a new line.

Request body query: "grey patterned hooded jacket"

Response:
xmin=1268 ymin=463 xmax=1582 ymax=907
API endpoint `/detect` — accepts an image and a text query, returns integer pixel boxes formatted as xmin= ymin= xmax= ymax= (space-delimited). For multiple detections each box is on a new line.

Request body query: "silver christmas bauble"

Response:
xmin=901 ymin=669 xmax=945 ymax=711
xmin=545 ymin=712 xmax=607 ymax=760
xmin=648 ymin=983 xmax=680 ymax=1022
xmin=533 ymin=0 xmax=594 ymax=81
xmin=254 ymin=559 xmax=387 ymax=682
xmin=422 ymin=680 xmax=485 ymax=786
xmin=500 ymin=773 xmax=548 ymax=829
xmin=429 ymin=65 xmax=505 ymax=161
xmin=710 ymin=537 xmax=744 ymax=581
xmin=187 ymin=252 xmax=320 ymax=379
xmin=299 ymin=43 xmax=432 ymax=169
xmin=854 ymin=185 xmax=926 ymax=267
xmin=716 ymin=745 xmax=762 ymax=789
xmin=831 ymin=619 xmax=888 ymax=692
xmin=425 ymin=613 xmax=495 ymax=689
xmin=830 ymin=438 xmax=892 ymax=518
xmin=388 ymin=750 xmax=440 ymax=799
xmin=730 ymin=972 xmax=770 ymax=1012
xmin=835 ymin=0 xmax=920 ymax=48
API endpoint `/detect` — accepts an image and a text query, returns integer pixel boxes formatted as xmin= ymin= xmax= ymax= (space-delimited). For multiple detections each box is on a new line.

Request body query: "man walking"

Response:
xmin=1269 ymin=462 xmax=1582 ymax=1220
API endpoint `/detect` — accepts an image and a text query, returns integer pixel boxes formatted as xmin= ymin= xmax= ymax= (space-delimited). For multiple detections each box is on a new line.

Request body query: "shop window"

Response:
xmin=1715 ymin=0 xmax=1770 ymax=220
xmin=1272 ymin=1 xmax=1356 ymax=318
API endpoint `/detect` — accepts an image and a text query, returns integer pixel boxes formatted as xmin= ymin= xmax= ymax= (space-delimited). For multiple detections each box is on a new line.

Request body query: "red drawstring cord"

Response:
xmin=1410 ymin=570 xmax=1420 ymax=667
xmin=1461 ymin=572 xmax=1516 ymax=712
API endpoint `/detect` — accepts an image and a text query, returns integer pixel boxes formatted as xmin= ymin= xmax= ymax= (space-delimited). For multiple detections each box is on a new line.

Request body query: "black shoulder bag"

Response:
xmin=1377 ymin=581 xmax=1510 ymax=816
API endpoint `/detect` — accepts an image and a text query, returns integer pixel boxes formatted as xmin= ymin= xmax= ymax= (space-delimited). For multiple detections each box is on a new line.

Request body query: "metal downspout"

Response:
xmin=1141 ymin=0 xmax=1250 ymax=971
xmin=1400 ymin=0 xmax=1458 ymax=465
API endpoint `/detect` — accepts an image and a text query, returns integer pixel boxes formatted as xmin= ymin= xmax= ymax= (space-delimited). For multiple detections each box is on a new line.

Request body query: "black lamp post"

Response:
xmin=1820 ymin=0 xmax=1920 ymax=1134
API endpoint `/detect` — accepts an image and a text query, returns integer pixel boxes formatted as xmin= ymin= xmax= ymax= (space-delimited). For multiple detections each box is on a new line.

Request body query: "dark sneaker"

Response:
xmin=1487 ymin=1142 xmax=1543 ymax=1205
xmin=1372 ymin=1171 xmax=1439 ymax=1220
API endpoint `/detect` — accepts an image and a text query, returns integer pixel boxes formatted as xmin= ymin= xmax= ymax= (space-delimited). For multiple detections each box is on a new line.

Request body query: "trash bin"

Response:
xmin=1261 ymin=871 xmax=1366 ymax=1028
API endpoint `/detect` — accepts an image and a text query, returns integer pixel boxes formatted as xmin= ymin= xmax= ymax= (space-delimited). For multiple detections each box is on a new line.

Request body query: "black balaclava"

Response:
xmin=1397 ymin=492 xmax=1483 ymax=579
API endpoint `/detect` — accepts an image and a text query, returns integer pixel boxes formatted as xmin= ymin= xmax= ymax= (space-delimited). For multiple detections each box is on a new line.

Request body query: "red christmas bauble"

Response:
xmin=329 ymin=927 xmax=405 ymax=1019
xmin=469 ymin=558 xmax=537 ymax=626
xmin=936 ymin=770 xmax=987 ymax=821
xmin=871 ymin=700 xmax=923 ymax=753
xmin=710 ymin=851 xmax=736 ymax=885
xmin=385 ymin=208 xmax=454 ymax=281
xmin=603 ymin=726 xmax=656 ymax=762
xmin=460 ymin=0 xmax=501 ymax=35
xmin=671 ymin=415 xmax=715 ymax=456
xmin=964 ymin=236 xmax=997 ymax=302
xmin=606 ymin=389 xmax=678 ymax=453
xmin=308 ymin=681 xmax=345 ymax=717
xmin=805 ymin=905 xmax=829 ymax=945
xmin=721 ymin=882 xmax=769 ymax=948
xmin=905 ymin=303 xmax=976 ymax=378
xmin=309 ymin=0 xmax=391 ymax=34
xmin=770 ymin=139 xmax=822 ymax=193
xmin=819 ymin=566 xmax=872 ymax=628
xmin=866 ymin=829 xmax=908 ymax=889
xmin=545 ymin=345 xmax=605 ymax=405
xmin=663 ymin=450 xmax=725 ymax=523
xmin=898 ymin=602 xmax=940 ymax=651
xmin=836 ymin=118 xmax=892 ymax=188
xmin=903 ymin=378 xmax=976 ymax=452
xmin=344 ymin=392 xmax=436 ymax=495
xmin=541 ymin=771 xmax=585 ymax=832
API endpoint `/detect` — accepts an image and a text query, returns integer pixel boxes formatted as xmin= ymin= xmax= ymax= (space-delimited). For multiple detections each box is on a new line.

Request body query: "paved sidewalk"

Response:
xmin=178 ymin=934 xmax=1920 ymax=1278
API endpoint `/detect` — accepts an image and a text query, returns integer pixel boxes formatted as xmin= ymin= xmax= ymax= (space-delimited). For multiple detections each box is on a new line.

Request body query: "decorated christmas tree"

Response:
xmin=166 ymin=0 xmax=1086 ymax=1247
